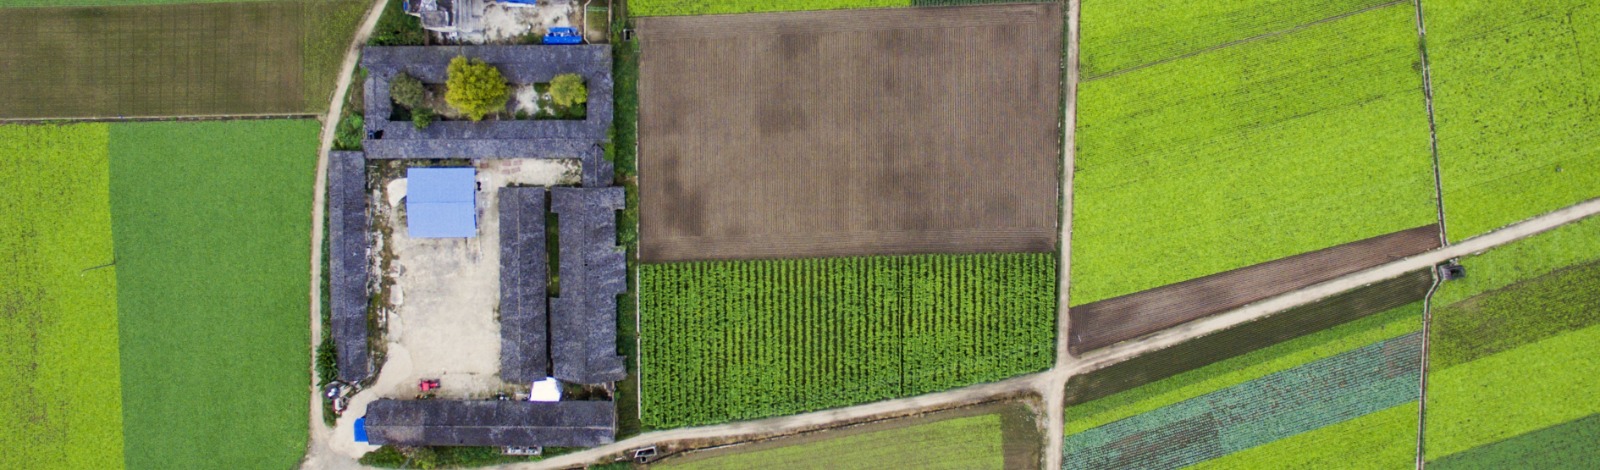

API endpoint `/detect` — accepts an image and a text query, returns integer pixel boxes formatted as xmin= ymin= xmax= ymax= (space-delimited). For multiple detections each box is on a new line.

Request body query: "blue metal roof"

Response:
xmin=407 ymin=167 xmax=478 ymax=238
xmin=354 ymin=417 xmax=369 ymax=443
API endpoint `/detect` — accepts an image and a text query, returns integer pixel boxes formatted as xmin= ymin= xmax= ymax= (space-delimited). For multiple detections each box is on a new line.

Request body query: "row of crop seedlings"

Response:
xmin=640 ymin=253 xmax=1054 ymax=428
xmin=1421 ymin=215 xmax=1600 ymax=467
xmin=1063 ymin=331 xmax=1422 ymax=469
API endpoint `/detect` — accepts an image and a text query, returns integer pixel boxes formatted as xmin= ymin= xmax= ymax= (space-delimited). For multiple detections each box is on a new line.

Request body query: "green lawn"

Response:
xmin=109 ymin=120 xmax=317 ymax=470
xmin=1190 ymin=402 xmax=1418 ymax=470
xmin=1428 ymin=0 xmax=1600 ymax=241
xmin=1426 ymin=325 xmax=1600 ymax=460
xmin=641 ymin=254 xmax=1054 ymax=428
xmin=630 ymin=0 xmax=906 ymax=16
xmin=1070 ymin=2 xmax=1436 ymax=305
xmin=1080 ymin=0 xmax=1395 ymax=77
xmin=660 ymin=413 xmax=1004 ymax=470
xmin=1066 ymin=303 xmax=1421 ymax=433
xmin=0 ymin=124 xmax=125 ymax=470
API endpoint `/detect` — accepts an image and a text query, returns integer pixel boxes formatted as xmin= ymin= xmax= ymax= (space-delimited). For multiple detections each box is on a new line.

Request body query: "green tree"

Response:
xmin=412 ymin=107 xmax=436 ymax=129
xmin=549 ymin=73 xmax=588 ymax=108
xmin=445 ymin=56 xmax=509 ymax=121
xmin=389 ymin=73 xmax=426 ymax=109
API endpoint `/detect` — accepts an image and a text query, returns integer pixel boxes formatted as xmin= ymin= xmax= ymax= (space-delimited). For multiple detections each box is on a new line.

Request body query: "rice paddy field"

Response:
xmin=109 ymin=120 xmax=318 ymax=470
xmin=1427 ymin=0 xmax=1600 ymax=241
xmin=1070 ymin=0 xmax=1437 ymax=305
xmin=1423 ymin=213 xmax=1600 ymax=464
xmin=1063 ymin=303 xmax=1424 ymax=469
xmin=0 ymin=124 xmax=125 ymax=470
xmin=0 ymin=0 xmax=367 ymax=118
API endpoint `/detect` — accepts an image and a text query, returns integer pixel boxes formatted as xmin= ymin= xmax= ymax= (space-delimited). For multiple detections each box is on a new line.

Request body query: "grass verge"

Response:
xmin=109 ymin=120 xmax=317 ymax=470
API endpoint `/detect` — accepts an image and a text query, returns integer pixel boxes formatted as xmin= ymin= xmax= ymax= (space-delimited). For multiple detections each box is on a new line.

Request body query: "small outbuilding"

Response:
xmin=406 ymin=167 xmax=478 ymax=238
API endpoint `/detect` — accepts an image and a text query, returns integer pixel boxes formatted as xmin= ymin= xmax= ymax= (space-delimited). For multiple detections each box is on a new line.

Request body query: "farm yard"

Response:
xmin=0 ymin=0 xmax=367 ymax=118
xmin=654 ymin=402 xmax=1038 ymax=469
xmin=1428 ymin=0 xmax=1600 ymax=241
xmin=1070 ymin=0 xmax=1437 ymax=306
xmin=640 ymin=254 xmax=1055 ymax=428
xmin=0 ymin=124 xmax=125 ymax=470
xmin=636 ymin=4 xmax=1062 ymax=262
xmin=1423 ymin=213 xmax=1600 ymax=464
xmin=1063 ymin=303 xmax=1424 ymax=469
xmin=109 ymin=120 xmax=318 ymax=470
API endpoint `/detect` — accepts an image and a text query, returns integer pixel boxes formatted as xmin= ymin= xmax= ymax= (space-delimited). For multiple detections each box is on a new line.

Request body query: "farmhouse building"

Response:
xmin=363 ymin=399 xmax=615 ymax=447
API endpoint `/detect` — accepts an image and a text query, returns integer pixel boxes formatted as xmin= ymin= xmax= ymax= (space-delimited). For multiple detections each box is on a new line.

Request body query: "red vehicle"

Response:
xmin=419 ymin=379 xmax=441 ymax=392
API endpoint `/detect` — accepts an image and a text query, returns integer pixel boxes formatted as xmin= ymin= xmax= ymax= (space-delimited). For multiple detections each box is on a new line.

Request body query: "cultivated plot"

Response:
xmin=1422 ymin=217 xmax=1600 ymax=464
xmin=641 ymin=254 xmax=1055 ymax=428
xmin=1426 ymin=0 xmax=1600 ymax=241
xmin=1071 ymin=1 xmax=1436 ymax=305
xmin=0 ymin=0 xmax=366 ymax=118
xmin=109 ymin=120 xmax=318 ymax=470
xmin=0 ymin=124 xmax=124 ymax=470
xmin=656 ymin=402 xmax=1038 ymax=469
xmin=637 ymin=4 xmax=1063 ymax=262
xmin=1064 ymin=303 xmax=1424 ymax=470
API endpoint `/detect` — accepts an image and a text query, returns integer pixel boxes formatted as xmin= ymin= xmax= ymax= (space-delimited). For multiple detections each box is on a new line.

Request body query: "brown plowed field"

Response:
xmin=637 ymin=4 xmax=1063 ymax=262
xmin=1068 ymin=225 xmax=1441 ymax=354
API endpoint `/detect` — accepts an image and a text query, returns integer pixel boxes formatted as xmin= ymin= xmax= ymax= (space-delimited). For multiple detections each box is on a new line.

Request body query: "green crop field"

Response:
xmin=1433 ymin=214 xmax=1600 ymax=306
xmin=0 ymin=124 xmax=125 ymax=470
xmin=109 ymin=120 xmax=317 ymax=470
xmin=1065 ymin=303 xmax=1421 ymax=433
xmin=1079 ymin=0 xmax=1397 ymax=78
xmin=1428 ymin=0 xmax=1600 ymax=241
xmin=659 ymin=413 xmax=1005 ymax=469
xmin=0 ymin=0 xmax=367 ymax=118
xmin=640 ymin=254 xmax=1054 ymax=428
xmin=1426 ymin=325 xmax=1600 ymax=460
xmin=1071 ymin=2 xmax=1436 ymax=305
xmin=1190 ymin=402 xmax=1419 ymax=470
xmin=1430 ymin=414 xmax=1600 ymax=469
xmin=1064 ymin=302 xmax=1422 ymax=469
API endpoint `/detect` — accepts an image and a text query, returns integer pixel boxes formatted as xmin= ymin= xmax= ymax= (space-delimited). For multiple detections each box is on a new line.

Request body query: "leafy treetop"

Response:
xmin=549 ymin=73 xmax=588 ymax=108
xmin=445 ymin=56 xmax=509 ymax=121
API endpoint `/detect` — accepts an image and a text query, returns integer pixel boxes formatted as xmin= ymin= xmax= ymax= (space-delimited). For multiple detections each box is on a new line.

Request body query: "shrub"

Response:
xmin=334 ymin=114 xmax=364 ymax=150
xmin=549 ymin=73 xmax=588 ymax=108
xmin=315 ymin=336 xmax=338 ymax=387
xmin=389 ymin=73 xmax=426 ymax=109
xmin=368 ymin=0 xmax=427 ymax=46
xmin=411 ymin=107 xmax=436 ymax=130
xmin=445 ymin=56 xmax=510 ymax=121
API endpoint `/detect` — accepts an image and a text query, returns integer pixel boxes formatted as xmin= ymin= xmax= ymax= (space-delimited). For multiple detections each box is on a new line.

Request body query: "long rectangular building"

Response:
xmin=498 ymin=187 xmax=550 ymax=383
xmin=550 ymin=187 xmax=627 ymax=384
xmin=328 ymin=151 xmax=372 ymax=383
xmin=364 ymin=399 xmax=615 ymax=447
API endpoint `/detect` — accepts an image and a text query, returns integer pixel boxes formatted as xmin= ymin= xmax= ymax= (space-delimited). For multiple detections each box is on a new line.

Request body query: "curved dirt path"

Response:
xmin=301 ymin=0 xmax=393 ymax=468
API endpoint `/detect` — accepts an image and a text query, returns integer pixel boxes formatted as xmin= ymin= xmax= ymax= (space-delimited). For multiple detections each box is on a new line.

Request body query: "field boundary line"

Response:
xmin=1411 ymin=0 xmax=1450 ymax=245
xmin=1082 ymin=0 xmax=1407 ymax=82
xmin=1045 ymin=0 xmax=1081 ymax=468
xmin=1409 ymin=0 xmax=1444 ymax=467
xmin=0 ymin=113 xmax=318 ymax=124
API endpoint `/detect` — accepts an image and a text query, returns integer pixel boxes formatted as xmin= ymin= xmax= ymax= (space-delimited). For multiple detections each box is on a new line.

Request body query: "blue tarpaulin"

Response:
xmin=354 ymin=417 xmax=369 ymax=443
xmin=407 ymin=167 xmax=478 ymax=238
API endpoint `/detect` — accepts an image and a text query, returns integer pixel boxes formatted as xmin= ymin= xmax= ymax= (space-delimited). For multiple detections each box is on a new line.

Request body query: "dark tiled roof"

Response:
xmin=359 ymin=45 xmax=614 ymax=186
xmin=364 ymin=399 xmax=615 ymax=447
xmin=549 ymin=187 xmax=626 ymax=384
xmin=498 ymin=187 xmax=549 ymax=383
xmin=329 ymin=151 xmax=372 ymax=383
